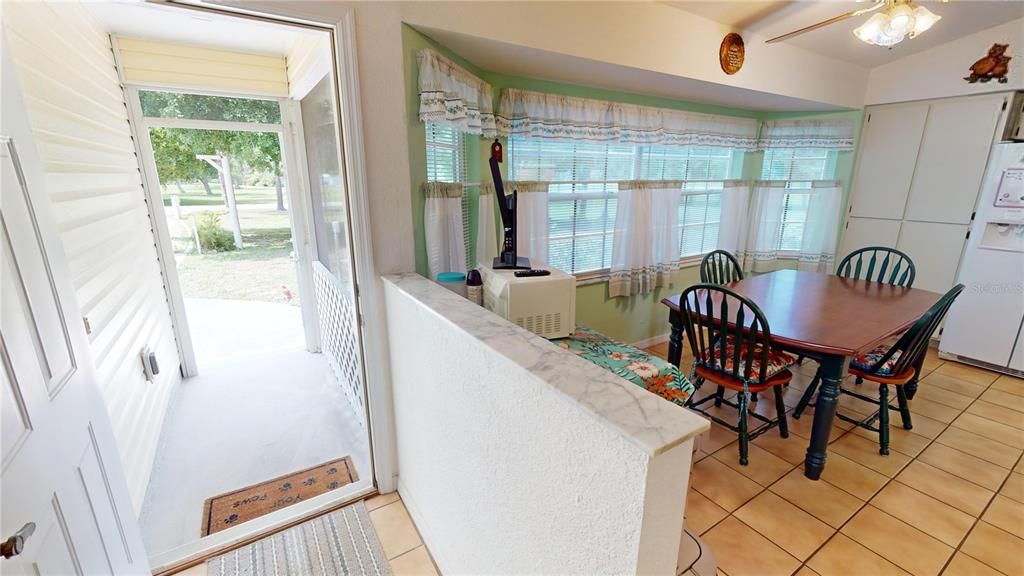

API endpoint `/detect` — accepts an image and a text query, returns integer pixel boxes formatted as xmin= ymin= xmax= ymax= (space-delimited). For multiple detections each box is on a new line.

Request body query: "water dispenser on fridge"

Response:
xmin=940 ymin=142 xmax=1024 ymax=376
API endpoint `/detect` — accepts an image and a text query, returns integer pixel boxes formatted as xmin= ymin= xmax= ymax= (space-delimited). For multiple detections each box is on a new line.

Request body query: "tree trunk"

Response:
xmin=199 ymin=177 xmax=213 ymax=196
xmin=174 ymin=181 xmax=187 ymax=195
xmin=274 ymin=171 xmax=285 ymax=212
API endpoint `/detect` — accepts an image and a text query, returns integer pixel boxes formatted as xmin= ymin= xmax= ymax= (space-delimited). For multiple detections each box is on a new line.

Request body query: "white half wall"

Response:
xmin=3 ymin=0 xmax=181 ymax=513
xmin=866 ymin=19 xmax=1024 ymax=105
xmin=383 ymin=274 xmax=707 ymax=574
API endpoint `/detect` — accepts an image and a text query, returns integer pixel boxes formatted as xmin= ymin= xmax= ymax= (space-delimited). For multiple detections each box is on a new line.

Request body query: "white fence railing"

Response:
xmin=312 ymin=261 xmax=365 ymax=428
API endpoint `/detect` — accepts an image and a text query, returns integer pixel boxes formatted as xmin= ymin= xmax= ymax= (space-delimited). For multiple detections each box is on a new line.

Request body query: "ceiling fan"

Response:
xmin=766 ymin=0 xmax=945 ymax=47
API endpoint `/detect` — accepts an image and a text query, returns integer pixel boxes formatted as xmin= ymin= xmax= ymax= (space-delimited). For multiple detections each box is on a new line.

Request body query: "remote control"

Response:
xmin=514 ymin=269 xmax=551 ymax=278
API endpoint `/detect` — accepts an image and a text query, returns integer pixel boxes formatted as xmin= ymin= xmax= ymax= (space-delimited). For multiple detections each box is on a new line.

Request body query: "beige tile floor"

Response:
xmin=646 ymin=342 xmax=1024 ymax=576
xmin=173 ymin=492 xmax=438 ymax=576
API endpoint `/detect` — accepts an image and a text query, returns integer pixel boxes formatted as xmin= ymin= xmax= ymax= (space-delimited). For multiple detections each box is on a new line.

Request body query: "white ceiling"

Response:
xmin=83 ymin=1 xmax=322 ymax=57
xmin=418 ymin=26 xmax=842 ymax=112
xmin=664 ymin=1 xmax=1024 ymax=68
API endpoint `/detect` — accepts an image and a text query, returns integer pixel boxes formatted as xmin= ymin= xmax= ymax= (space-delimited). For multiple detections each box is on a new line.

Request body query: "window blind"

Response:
xmin=510 ymin=138 xmax=633 ymax=274
xmin=761 ymin=148 xmax=834 ymax=252
xmin=509 ymin=138 xmax=740 ymax=274
xmin=425 ymin=123 xmax=466 ymax=183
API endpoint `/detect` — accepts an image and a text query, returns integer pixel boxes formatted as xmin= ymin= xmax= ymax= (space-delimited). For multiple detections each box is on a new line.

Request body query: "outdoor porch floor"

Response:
xmin=139 ymin=342 xmax=371 ymax=556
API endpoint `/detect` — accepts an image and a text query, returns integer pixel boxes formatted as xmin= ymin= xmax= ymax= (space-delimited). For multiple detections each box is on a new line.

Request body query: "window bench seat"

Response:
xmin=553 ymin=325 xmax=694 ymax=408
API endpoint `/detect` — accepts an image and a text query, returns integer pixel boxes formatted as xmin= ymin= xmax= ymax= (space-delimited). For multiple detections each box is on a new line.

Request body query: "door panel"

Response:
xmin=1 ymin=337 xmax=32 ymax=470
xmin=839 ymin=217 xmax=902 ymax=261
xmin=905 ymin=95 xmax=1005 ymax=225
xmin=1 ymin=154 xmax=76 ymax=397
xmin=1 ymin=50 xmax=149 ymax=575
xmin=849 ymin=104 xmax=929 ymax=220
xmin=896 ymin=221 xmax=969 ymax=293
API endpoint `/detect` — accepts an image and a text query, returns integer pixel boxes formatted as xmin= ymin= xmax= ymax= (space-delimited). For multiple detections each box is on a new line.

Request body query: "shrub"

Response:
xmin=196 ymin=211 xmax=237 ymax=252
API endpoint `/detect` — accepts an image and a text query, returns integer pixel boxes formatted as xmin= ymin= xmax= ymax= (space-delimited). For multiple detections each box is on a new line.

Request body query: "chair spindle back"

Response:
xmin=700 ymin=250 xmax=744 ymax=285
xmin=680 ymin=283 xmax=774 ymax=385
xmin=836 ymin=246 xmax=916 ymax=287
xmin=863 ymin=284 xmax=965 ymax=378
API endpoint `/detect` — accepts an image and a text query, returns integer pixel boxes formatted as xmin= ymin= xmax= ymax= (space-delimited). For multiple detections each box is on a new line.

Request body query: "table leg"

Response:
xmin=804 ymin=354 xmax=848 ymax=480
xmin=667 ymin=309 xmax=684 ymax=368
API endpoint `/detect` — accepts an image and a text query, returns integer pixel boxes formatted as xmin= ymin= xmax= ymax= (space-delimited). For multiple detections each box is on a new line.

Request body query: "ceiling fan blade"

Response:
xmin=765 ymin=1 xmax=887 ymax=44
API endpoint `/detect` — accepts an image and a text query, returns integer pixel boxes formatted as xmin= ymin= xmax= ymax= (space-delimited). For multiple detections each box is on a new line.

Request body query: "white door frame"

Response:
xmin=111 ymin=4 xmax=397 ymax=571
xmin=120 ymin=84 xmax=322 ymax=377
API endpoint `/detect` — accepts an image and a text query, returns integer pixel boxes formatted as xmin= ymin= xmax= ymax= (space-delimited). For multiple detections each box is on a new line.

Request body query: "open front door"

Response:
xmin=1 ymin=51 xmax=149 ymax=574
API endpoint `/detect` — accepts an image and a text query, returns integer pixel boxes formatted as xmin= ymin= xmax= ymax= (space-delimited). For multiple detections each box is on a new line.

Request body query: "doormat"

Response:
xmin=201 ymin=456 xmax=358 ymax=537
xmin=206 ymin=501 xmax=392 ymax=576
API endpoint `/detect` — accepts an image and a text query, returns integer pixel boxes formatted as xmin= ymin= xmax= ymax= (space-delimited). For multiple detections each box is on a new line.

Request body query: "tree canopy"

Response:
xmin=142 ymin=91 xmax=283 ymax=188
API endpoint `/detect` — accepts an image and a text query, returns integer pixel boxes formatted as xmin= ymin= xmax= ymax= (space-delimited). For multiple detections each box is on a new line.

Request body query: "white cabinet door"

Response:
xmin=904 ymin=95 xmax=1006 ymax=225
xmin=849 ymin=103 xmax=930 ymax=220
xmin=896 ymin=221 xmax=969 ymax=293
xmin=839 ymin=217 xmax=902 ymax=261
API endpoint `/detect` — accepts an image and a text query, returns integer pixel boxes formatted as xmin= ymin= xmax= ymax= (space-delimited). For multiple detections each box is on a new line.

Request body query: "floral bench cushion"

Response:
xmin=851 ymin=344 xmax=903 ymax=376
xmin=553 ymin=325 xmax=694 ymax=407
xmin=710 ymin=337 xmax=796 ymax=379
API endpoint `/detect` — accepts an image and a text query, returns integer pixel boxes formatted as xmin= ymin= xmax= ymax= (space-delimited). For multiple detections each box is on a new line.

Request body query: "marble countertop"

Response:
xmin=383 ymin=273 xmax=709 ymax=457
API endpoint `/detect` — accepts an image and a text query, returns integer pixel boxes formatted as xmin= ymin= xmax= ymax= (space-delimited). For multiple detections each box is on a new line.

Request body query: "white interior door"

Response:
xmin=1 ymin=57 xmax=149 ymax=574
xmin=849 ymin=103 xmax=929 ymax=220
xmin=839 ymin=216 xmax=902 ymax=260
xmin=896 ymin=221 xmax=970 ymax=293
xmin=904 ymin=94 xmax=1007 ymax=225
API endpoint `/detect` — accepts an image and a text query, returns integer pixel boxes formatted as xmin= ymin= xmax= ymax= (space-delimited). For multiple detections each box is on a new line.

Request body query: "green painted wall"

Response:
xmin=403 ymin=25 xmax=862 ymax=344
xmin=404 ymin=25 xmax=487 ymax=276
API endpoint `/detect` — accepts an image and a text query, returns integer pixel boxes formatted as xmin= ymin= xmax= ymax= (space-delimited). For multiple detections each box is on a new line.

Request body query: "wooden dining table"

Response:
xmin=661 ymin=269 xmax=942 ymax=480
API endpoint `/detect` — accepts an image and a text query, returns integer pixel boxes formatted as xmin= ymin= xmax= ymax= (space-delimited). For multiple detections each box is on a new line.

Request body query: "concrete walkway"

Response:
xmin=184 ymin=298 xmax=306 ymax=369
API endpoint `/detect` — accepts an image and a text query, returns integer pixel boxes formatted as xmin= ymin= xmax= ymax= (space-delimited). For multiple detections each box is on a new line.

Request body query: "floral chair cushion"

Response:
xmin=553 ymin=325 xmax=694 ymax=407
xmin=851 ymin=344 xmax=903 ymax=376
xmin=709 ymin=337 xmax=796 ymax=380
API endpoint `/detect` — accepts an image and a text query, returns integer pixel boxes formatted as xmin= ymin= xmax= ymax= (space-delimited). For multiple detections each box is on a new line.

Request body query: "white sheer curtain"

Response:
xmin=424 ymin=182 xmax=467 ymax=279
xmin=609 ymin=181 xmax=683 ymax=298
xmin=510 ymin=181 xmax=549 ymax=265
xmin=740 ymin=182 xmax=788 ymax=274
xmin=417 ymin=49 xmax=497 ymax=137
xmin=740 ymin=181 xmax=842 ymax=274
xmin=798 ymin=182 xmax=843 ymax=272
xmin=497 ymin=88 xmax=759 ymax=149
xmin=759 ymin=118 xmax=855 ymax=150
xmin=716 ymin=180 xmax=751 ymax=261
xmin=476 ymin=183 xmax=498 ymax=267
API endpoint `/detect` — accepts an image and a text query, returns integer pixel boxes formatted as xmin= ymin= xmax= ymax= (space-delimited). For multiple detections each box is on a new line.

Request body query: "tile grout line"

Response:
xmin=935 ymin=430 xmax=1023 ymax=575
xmin=791 ymin=364 xmax=1013 ymax=576
xmin=696 ymin=358 xmax=1009 ymax=576
xmin=657 ymin=348 xmax=1018 ymax=575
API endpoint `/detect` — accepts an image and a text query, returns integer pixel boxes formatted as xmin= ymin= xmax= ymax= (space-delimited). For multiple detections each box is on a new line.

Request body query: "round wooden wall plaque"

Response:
xmin=720 ymin=33 xmax=745 ymax=75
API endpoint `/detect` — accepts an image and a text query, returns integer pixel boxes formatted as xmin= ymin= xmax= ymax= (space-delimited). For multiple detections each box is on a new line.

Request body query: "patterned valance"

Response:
xmin=423 ymin=181 xmax=463 ymax=198
xmin=759 ymin=119 xmax=856 ymax=150
xmin=479 ymin=181 xmax=549 ymax=194
xmin=417 ymin=49 xmax=497 ymax=137
xmin=496 ymin=88 xmax=759 ymax=149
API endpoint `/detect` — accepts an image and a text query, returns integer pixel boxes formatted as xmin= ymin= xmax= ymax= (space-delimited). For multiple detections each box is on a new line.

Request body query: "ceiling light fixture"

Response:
xmin=854 ymin=0 xmax=942 ymax=48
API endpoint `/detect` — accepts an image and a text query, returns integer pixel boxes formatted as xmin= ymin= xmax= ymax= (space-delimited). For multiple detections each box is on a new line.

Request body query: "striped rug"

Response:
xmin=206 ymin=501 xmax=392 ymax=576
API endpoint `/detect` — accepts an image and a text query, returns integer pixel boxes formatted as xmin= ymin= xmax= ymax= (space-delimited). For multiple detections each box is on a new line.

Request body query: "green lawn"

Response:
xmin=163 ymin=185 xmax=300 ymax=305
xmin=162 ymin=182 xmax=282 ymax=206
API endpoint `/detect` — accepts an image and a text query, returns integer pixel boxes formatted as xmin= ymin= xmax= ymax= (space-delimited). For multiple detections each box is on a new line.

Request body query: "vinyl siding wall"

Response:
xmin=3 ymin=0 xmax=180 ymax=513
xmin=286 ymin=34 xmax=330 ymax=100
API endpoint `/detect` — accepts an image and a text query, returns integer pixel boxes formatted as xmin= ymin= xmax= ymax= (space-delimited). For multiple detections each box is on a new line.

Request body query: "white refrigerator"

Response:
xmin=940 ymin=142 xmax=1024 ymax=376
